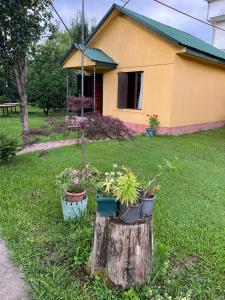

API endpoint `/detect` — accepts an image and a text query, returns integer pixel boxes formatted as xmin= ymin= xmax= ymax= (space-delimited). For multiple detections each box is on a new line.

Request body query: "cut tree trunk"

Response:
xmin=89 ymin=213 xmax=153 ymax=289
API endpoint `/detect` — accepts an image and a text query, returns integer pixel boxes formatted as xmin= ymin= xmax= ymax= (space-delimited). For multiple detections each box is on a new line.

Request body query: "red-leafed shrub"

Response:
xmin=67 ymin=96 xmax=94 ymax=113
xmin=77 ymin=113 xmax=133 ymax=141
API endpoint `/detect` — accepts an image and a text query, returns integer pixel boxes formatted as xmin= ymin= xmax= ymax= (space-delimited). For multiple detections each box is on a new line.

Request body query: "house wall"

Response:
xmin=88 ymin=13 xmax=183 ymax=129
xmin=169 ymin=55 xmax=225 ymax=133
xmin=63 ymin=50 xmax=95 ymax=69
xmin=63 ymin=10 xmax=225 ymax=134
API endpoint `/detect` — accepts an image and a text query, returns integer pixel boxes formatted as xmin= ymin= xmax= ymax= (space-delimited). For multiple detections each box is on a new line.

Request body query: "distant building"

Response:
xmin=206 ymin=0 xmax=225 ymax=50
xmin=63 ymin=4 xmax=225 ymax=135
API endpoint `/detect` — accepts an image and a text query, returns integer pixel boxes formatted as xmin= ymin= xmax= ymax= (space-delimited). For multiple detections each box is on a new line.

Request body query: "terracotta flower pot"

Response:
xmin=66 ymin=190 xmax=86 ymax=202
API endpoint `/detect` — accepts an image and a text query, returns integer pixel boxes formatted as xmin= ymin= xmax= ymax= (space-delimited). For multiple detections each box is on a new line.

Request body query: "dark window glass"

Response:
xmin=118 ymin=72 xmax=143 ymax=109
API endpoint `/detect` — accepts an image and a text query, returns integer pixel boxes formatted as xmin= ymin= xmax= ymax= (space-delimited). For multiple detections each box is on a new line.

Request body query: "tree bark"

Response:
xmin=89 ymin=213 xmax=153 ymax=289
xmin=13 ymin=56 xmax=29 ymax=145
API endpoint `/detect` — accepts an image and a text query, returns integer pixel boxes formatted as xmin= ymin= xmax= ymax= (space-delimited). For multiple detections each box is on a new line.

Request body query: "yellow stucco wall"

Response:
xmin=88 ymin=13 xmax=183 ymax=127
xmin=63 ymin=50 xmax=95 ymax=69
xmin=171 ymin=55 xmax=225 ymax=126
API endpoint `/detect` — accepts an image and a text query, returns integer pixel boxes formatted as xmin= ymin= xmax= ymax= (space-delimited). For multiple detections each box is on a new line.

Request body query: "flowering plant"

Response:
xmin=56 ymin=165 xmax=99 ymax=194
xmin=147 ymin=114 xmax=160 ymax=129
xmin=97 ymin=164 xmax=123 ymax=197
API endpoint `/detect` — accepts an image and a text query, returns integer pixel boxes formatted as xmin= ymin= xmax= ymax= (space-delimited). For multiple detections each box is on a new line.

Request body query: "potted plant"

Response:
xmin=56 ymin=166 xmax=98 ymax=220
xmin=141 ymin=158 xmax=177 ymax=217
xmin=96 ymin=164 xmax=122 ymax=217
xmin=146 ymin=114 xmax=160 ymax=137
xmin=113 ymin=167 xmax=142 ymax=224
xmin=56 ymin=168 xmax=87 ymax=201
xmin=140 ymin=184 xmax=160 ymax=218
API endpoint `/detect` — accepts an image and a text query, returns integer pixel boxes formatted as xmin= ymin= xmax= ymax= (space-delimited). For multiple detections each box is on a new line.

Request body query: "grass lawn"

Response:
xmin=0 ymin=106 xmax=75 ymax=144
xmin=0 ymin=128 xmax=224 ymax=299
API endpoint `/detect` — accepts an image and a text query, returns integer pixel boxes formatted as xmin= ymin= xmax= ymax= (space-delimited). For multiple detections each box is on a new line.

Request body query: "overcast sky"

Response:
xmin=54 ymin=0 xmax=212 ymax=43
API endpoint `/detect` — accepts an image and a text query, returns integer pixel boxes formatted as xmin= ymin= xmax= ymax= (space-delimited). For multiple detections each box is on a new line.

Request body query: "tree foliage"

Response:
xmin=27 ymin=36 xmax=67 ymax=115
xmin=0 ymin=132 xmax=18 ymax=164
xmin=0 ymin=0 xmax=54 ymax=66
xmin=26 ymin=12 xmax=96 ymax=115
xmin=0 ymin=0 xmax=54 ymax=143
xmin=70 ymin=11 xmax=96 ymax=44
xmin=0 ymin=66 xmax=19 ymax=103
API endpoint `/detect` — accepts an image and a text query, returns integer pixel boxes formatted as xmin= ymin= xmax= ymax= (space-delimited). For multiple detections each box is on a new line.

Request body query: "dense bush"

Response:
xmin=0 ymin=132 xmax=18 ymax=164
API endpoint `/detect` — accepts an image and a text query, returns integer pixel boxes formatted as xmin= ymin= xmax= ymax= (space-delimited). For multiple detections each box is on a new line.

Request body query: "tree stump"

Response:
xmin=89 ymin=213 xmax=153 ymax=289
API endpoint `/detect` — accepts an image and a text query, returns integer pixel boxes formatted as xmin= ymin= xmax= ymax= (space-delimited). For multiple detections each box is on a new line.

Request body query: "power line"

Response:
xmin=50 ymin=3 xmax=73 ymax=39
xmin=51 ymin=1 xmax=131 ymax=54
xmin=120 ymin=0 xmax=131 ymax=10
xmin=153 ymin=0 xmax=225 ymax=34
xmin=86 ymin=0 xmax=131 ymax=45
xmin=50 ymin=2 xmax=88 ymax=56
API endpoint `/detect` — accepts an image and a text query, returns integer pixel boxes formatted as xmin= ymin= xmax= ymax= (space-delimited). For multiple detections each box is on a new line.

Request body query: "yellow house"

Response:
xmin=63 ymin=4 xmax=225 ymax=135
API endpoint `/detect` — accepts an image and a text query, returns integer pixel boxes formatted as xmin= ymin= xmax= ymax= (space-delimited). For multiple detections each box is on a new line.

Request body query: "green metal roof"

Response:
xmin=85 ymin=3 xmax=225 ymax=65
xmin=62 ymin=43 xmax=117 ymax=68
xmin=74 ymin=44 xmax=117 ymax=66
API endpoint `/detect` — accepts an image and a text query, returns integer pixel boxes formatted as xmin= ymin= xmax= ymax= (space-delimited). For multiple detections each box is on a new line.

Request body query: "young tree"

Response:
xmin=70 ymin=11 xmax=89 ymax=44
xmin=26 ymin=12 xmax=96 ymax=117
xmin=67 ymin=96 xmax=133 ymax=169
xmin=0 ymin=0 xmax=54 ymax=144
xmin=27 ymin=36 xmax=68 ymax=115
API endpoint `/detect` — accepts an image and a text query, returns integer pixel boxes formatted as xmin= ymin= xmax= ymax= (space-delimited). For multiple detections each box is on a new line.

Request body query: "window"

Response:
xmin=118 ymin=72 xmax=143 ymax=109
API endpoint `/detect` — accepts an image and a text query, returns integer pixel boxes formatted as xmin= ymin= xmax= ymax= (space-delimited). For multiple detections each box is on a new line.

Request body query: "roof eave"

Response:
xmin=185 ymin=47 xmax=225 ymax=66
xmin=95 ymin=61 xmax=118 ymax=69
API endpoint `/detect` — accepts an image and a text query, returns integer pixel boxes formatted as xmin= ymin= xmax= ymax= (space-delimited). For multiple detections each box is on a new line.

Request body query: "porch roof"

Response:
xmin=63 ymin=44 xmax=118 ymax=69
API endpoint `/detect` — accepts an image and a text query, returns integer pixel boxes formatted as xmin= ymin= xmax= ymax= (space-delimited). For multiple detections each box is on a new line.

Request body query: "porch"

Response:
xmin=63 ymin=44 xmax=118 ymax=115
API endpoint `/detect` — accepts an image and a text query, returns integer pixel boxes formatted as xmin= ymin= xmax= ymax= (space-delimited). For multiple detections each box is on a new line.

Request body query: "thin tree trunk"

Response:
xmin=81 ymin=137 xmax=87 ymax=169
xmin=13 ymin=57 xmax=29 ymax=145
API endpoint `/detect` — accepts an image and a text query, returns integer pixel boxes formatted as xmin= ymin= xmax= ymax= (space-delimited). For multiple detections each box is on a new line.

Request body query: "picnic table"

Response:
xmin=0 ymin=103 xmax=19 ymax=116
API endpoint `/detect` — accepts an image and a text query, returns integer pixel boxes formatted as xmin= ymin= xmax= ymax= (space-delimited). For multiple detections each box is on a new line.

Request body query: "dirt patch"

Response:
xmin=170 ymin=253 xmax=200 ymax=271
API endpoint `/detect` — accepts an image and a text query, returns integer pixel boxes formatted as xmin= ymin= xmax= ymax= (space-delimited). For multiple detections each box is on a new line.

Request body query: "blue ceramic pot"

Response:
xmin=146 ymin=128 xmax=155 ymax=137
xmin=96 ymin=192 xmax=117 ymax=217
xmin=61 ymin=196 xmax=88 ymax=221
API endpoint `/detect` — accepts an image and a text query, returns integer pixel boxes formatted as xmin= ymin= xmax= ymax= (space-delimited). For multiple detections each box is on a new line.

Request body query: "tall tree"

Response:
xmin=27 ymin=34 xmax=69 ymax=115
xmin=26 ymin=12 xmax=96 ymax=116
xmin=70 ymin=11 xmax=89 ymax=44
xmin=0 ymin=0 xmax=54 ymax=144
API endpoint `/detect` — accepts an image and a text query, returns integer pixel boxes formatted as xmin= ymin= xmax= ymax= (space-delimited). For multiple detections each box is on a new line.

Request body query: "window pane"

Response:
xmin=137 ymin=72 xmax=143 ymax=109
xmin=118 ymin=73 xmax=127 ymax=108
xmin=117 ymin=71 xmax=143 ymax=109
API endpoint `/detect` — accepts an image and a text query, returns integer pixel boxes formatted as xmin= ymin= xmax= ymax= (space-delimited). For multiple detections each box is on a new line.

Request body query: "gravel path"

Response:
xmin=17 ymin=139 xmax=78 ymax=155
xmin=0 ymin=239 xmax=30 ymax=300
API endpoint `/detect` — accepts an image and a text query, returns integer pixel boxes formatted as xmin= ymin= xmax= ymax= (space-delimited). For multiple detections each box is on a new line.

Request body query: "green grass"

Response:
xmin=0 ymin=128 xmax=225 ymax=299
xmin=0 ymin=106 xmax=75 ymax=144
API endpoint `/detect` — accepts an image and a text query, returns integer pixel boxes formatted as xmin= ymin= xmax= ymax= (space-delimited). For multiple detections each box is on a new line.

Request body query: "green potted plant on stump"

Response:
xmin=141 ymin=158 xmax=178 ymax=217
xmin=96 ymin=164 xmax=122 ymax=217
xmin=146 ymin=114 xmax=160 ymax=137
xmin=140 ymin=184 xmax=160 ymax=218
xmin=114 ymin=167 xmax=142 ymax=224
